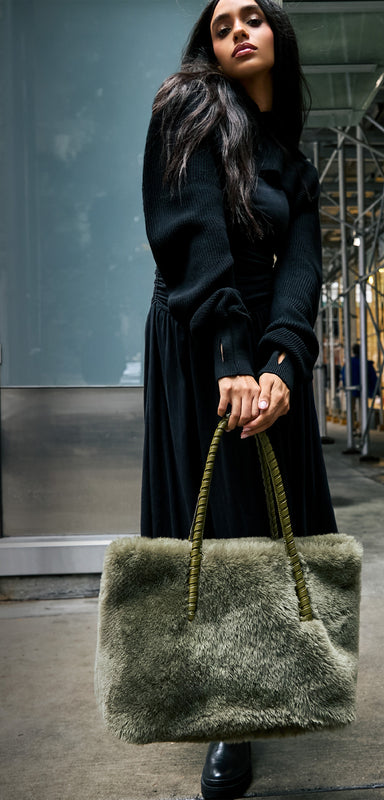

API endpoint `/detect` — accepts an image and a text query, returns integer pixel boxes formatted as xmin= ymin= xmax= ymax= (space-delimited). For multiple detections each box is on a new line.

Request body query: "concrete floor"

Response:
xmin=0 ymin=423 xmax=383 ymax=800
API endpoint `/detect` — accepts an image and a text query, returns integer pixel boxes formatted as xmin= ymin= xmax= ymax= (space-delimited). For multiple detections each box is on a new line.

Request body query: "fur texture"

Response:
xmin=95 ymin=534 xmax=362 ymax=744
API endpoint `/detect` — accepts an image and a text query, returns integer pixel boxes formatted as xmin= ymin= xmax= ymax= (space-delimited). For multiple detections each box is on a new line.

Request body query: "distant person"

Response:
xmin=342 ymin=343 xmax=378 ymax=430
xmin=342 ymin=343 xmax=378 ymax=398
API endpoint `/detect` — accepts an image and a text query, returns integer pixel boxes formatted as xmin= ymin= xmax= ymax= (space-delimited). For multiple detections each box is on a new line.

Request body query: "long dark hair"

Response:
xmin=153 ymin=0 xmax=310 ymax=236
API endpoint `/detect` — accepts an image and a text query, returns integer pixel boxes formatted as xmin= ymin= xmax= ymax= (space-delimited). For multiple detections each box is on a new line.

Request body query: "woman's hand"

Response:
xmin=240 ymin=372 xmax=290 ymax=437
xmin=217 ymin=375 xmax=261 ymax=431
xmin=217 ymin=372 xmax=290 ymax=436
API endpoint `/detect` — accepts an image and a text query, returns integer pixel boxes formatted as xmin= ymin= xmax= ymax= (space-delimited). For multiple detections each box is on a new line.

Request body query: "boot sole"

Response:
xmin=201 ymin=765 xmax=252 ymax=799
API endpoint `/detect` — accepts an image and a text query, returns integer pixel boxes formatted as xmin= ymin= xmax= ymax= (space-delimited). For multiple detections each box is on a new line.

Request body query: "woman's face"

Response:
xmin=210 ymin=0 xmax=274 ymax=84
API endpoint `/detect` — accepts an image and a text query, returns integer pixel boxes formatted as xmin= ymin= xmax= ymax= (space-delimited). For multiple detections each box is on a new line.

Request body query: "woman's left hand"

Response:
xmin=240 ymin=372 xmax=290 ymax=438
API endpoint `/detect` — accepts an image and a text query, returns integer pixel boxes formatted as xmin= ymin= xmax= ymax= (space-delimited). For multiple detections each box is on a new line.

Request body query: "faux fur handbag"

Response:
xmin=95 ymin=419 xmax=362 ymax=744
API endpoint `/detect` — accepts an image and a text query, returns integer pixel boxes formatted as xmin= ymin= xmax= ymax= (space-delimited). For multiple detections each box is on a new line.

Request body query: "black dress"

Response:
xmin=141 ymin=100 xmax=337 ymax=540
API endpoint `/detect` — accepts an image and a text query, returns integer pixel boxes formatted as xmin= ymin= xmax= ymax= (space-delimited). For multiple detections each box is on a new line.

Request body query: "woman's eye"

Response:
xmin=215 ymin=16 xmax=262 ymax=37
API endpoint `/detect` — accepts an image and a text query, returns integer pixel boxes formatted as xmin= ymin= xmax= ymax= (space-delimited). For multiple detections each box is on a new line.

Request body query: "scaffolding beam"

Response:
xmin=356 ymin=125 xmax=370 ymax=457
xmin=313 ymin=141 xmax=329 ymax=440
xmin=338 ymin=133 xmax=355 ymax=449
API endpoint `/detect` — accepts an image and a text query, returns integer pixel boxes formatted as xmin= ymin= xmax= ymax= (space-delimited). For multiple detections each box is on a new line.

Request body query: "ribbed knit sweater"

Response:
xmin=142 ymin=105 xmax=322 ymax=392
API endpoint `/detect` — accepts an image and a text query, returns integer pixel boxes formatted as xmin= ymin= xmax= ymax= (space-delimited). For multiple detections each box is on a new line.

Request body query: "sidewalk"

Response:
xmin=0 ymin=423 xmax=383 ymax=800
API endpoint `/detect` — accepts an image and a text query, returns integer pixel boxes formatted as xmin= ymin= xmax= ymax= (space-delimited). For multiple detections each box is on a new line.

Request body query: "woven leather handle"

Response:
xmin=187 ymin=417 xmax=313 ymax=623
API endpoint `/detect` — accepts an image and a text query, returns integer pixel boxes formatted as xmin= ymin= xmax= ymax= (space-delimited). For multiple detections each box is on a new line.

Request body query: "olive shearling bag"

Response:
xmin=95 ymin=418 xmax=362 ymax=744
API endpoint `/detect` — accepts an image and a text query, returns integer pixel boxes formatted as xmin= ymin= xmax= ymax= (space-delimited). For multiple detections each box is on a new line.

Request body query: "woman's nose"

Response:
xmin=233 ymin=20 xmax=248 ymax=41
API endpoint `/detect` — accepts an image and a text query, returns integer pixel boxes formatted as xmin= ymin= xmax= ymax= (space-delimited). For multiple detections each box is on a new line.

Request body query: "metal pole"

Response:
xmin=319 ymin=128 xmax=351 ymax=185
xmin=364 ymin=113 xmax=384 ymax=136
xmin=328 ymin=286 xmax=336 ymax=416
xmin=313 ymin=141 xmax=332 ymax=441
xmin=356 ymin=125 xmax=370 ymax=458
xmin=315 ymin=305 xmax=328 ymax=437
xmin=338 ymin=132 xmax=355 ymax=451
xmin=374 ymin=271 xmax=383 ymax=426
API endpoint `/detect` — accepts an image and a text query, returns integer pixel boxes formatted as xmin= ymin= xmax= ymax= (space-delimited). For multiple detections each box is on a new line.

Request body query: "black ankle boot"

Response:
xmin=201 ymin=741 xmax=252 ymax=799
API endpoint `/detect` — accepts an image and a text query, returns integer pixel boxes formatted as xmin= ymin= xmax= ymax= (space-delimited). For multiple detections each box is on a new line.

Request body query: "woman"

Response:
xmin=141 ymin=1 xmax=337 ymax=797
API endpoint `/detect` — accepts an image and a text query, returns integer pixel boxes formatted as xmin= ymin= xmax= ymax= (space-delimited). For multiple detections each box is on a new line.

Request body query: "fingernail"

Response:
xmin=242 ymin=426 xmax=251 ymax=433
xmin=259 ymin=400 xmax=268 ymax=410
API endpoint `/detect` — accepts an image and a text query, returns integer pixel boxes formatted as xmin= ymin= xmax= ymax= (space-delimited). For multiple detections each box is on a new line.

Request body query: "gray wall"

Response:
xmin=0 ymin=0 xmax=202 ymax=540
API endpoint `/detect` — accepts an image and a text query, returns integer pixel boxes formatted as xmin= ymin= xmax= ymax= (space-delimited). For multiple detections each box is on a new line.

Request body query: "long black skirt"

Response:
xmin=141 ymin=295 xmax=337 ymax=541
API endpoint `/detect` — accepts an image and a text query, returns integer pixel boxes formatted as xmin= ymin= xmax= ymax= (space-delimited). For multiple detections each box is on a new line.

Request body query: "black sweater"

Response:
xmin=142 ymin=109 xmax=322 ymax=392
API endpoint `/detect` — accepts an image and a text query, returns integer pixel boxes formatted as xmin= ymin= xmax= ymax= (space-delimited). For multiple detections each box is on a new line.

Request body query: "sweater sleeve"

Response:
xmin=142 ymin=112 xmax=255 ymax=381
xmin=257 ymin=159 xmax=322 ymax=391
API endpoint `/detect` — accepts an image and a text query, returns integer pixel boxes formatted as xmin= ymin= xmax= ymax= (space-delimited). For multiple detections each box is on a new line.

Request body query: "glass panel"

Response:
xmin=0 ymin=0 xmax=201 ymax=387
xmin=293 ymin=10 xmax=384 ymax=64
xmin=309 ymin=72 xmax=382 ymax=115
xmin=1 ymin=387 xmax=143 ymax=536
xmin=290 ymin=7 xmax=384 ymax=126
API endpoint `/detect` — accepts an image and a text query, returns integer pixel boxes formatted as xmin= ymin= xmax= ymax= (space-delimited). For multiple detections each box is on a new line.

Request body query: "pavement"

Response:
xmin=0 ymin=422 xmax=383 ymax=800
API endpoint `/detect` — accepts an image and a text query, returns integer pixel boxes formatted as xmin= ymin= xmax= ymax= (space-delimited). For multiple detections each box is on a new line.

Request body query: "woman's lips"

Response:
xmin=232 ymin=43 xmax=257 ymax=58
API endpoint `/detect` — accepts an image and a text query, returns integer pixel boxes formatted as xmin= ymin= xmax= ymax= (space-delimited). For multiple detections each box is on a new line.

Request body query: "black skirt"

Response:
xmin=140 ymin=275 xmax=337 ymax=541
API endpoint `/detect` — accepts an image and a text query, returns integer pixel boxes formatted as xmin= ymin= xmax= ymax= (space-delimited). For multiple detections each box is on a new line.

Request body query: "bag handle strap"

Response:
xmin=187 ymin=417 xmax=313 ymax=623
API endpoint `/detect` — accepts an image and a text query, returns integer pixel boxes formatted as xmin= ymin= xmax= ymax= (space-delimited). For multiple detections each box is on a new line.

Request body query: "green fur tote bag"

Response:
xmin=95 ymin=418 xmax=362 ymax=744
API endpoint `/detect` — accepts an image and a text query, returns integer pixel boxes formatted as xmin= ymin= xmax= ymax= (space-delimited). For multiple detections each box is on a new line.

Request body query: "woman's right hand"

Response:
xmin=218 ymin=372 xmax=290 ymax=434
xmin=217 ymin=375 xmax=261 ymax=431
